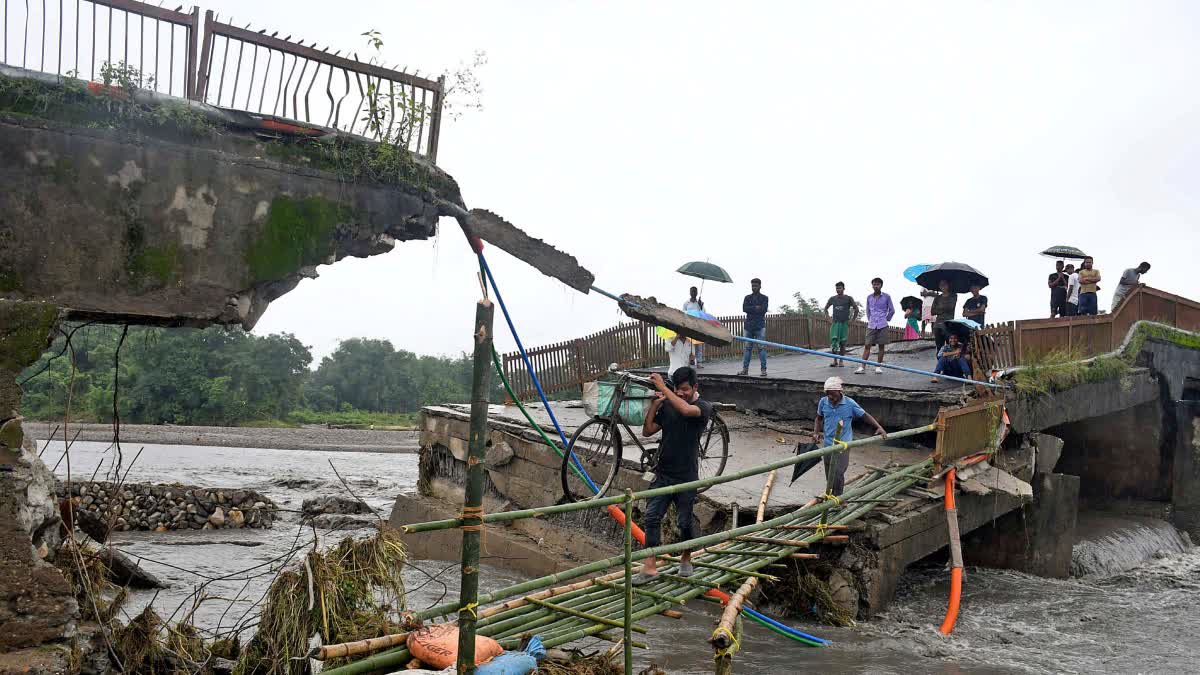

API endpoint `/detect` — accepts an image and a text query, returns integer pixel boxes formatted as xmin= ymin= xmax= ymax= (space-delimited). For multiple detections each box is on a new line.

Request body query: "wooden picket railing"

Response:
xmin=934 ymin=397 xmax=1004 ymax=465
xmin=970 ymin=285 xmax=1200 ymax=373
xmin=501 ymin=313 xmax=904 ymax=401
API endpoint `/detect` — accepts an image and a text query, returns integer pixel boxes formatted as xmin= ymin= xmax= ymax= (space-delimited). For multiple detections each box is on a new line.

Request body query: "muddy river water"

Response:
xmin=41 ymin=440 xmax=1200 ymax=674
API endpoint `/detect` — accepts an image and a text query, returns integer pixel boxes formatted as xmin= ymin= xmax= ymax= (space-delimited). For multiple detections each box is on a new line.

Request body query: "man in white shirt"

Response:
xmin=1111 ymin=262 xmax=1150 ymax=311
xmin=1064 ymin=264 xmax=1080 ymax=316
xmin=682 ymin=286 xmax=705 ymax=367
xmin=666 ymin=335 xmax=694 ymax=376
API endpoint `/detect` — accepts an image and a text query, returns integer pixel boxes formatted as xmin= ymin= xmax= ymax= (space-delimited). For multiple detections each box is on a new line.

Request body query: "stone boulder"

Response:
xmin=301 ymin=496 xmax=374 ymax=518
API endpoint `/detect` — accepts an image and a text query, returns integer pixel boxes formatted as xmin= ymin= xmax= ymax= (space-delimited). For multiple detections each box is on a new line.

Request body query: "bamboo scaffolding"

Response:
xmin=735 ymin=536 xmax=809 ymax=547
xmin=324 ymin=461 xmax=934 ymax=675
xmin=401 ymin=425 xmax=936 ymax=533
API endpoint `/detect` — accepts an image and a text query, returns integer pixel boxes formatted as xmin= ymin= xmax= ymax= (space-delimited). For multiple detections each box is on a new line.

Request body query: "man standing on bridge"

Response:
xmin=855 ymin=278 xmax=895 ymax=375
xmin=634 ymin=367 xmax=713 ymax=585
xmin=740 ymin=278 xmax=769 ymax=377
xmin=814 ymin=377 xmax=887 ymax=496
xmin=824 ymin=281 xmax=858 ymax=367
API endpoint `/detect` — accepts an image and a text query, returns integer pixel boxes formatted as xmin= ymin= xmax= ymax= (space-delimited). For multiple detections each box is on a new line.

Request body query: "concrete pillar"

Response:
xmin=1171 ymin=401 xmax=1200 ymax=539
xmin=0 ymin=300 xmax=79 ymax=671
xmin=960 ymin=472 xmax=1080 ymax=578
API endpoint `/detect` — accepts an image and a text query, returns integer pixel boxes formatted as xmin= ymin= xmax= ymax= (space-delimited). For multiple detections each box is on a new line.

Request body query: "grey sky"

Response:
xmin=212 ymin=1 xmax=1199 ymax=362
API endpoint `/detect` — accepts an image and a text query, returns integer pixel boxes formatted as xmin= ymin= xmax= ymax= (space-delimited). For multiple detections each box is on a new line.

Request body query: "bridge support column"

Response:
xmin=960 ymin=472 xmax=1080 ymax=578
xmin=1171 ymin=400 xmax=1200 ymax=540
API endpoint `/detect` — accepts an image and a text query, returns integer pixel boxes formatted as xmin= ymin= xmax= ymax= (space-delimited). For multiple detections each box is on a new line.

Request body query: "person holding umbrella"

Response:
xmin=814 ymin=376 xmax=887 ymax=496
xmin=1049 ymin=260 xmax=1070 ymax=318
xmin=683 ymin=286 xmax=705 ymax=367
xmin=915 ymin=262 xmax=989 ymax=350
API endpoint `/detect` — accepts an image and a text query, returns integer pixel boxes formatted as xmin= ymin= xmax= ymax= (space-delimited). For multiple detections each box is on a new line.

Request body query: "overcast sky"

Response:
xmin=220 ymin=0 xmax=1199 ymax=362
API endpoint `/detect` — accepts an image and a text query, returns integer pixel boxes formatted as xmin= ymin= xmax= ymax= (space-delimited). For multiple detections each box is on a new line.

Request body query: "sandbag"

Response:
xmin=406 ymin=624 xmax=503 ymax=670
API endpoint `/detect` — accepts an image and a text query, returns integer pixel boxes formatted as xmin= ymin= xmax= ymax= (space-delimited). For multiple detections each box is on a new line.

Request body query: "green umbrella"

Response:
xmin=677 ymin=261 xmax=733 ymax=283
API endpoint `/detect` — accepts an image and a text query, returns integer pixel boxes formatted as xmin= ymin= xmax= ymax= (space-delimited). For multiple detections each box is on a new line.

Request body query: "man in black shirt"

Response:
xmin=963 ymin=285 xmax=988 ymax=327
xmin=1048 ymin=260 xmax=1069 ymax=318
xmin=633 ymin=367 xmax=713 ymax=585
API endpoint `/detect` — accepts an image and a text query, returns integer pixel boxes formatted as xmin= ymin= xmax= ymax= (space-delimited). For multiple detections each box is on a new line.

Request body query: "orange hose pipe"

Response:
xmin=607 ymin=504 xmax=646 ymax=545
xmin=938 ymin=469 xmax=962 ymax=635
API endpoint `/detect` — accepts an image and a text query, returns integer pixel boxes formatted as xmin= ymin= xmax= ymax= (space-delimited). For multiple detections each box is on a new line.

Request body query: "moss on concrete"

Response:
xmin=0 ymin=71 xmax=214 ymax=139
xmin=0 ymin=265 xmax=20 ymax=293
xmin=261 ymin=135 xmax=463 ymax=204
xmin=128 ymin=243 xmax=180 ymax=288
xmin=246 ymin=196 xmax=354 ymax=283
xmin=0 ymin=301 xmax=59 ymax=374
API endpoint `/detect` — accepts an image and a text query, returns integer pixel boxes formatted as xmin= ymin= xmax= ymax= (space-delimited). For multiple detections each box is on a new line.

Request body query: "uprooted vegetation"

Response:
xmin=54 ymin=528 xmax=408 ymax=674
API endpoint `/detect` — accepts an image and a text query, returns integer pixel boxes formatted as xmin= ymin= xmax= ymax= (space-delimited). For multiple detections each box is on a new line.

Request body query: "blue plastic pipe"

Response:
xmin=479 ymin=254 xmax=601 ymax=494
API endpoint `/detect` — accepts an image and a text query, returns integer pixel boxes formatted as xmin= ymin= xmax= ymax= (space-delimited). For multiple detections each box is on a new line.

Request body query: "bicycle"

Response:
xmin=560 ymin=369 xmax=730 ymax=502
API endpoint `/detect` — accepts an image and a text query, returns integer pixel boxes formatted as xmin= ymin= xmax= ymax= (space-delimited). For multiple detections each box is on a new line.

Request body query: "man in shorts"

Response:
xmin=824 ymin=281 xmax=858 ymax=367
xmin=856 ymin=278 xmax=894 ymax=375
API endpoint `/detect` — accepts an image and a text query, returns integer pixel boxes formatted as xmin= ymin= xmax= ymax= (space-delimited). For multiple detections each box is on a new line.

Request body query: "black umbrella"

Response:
xmin=900 ymin=296 xmax=922 ymax=312
xmin=790 ymin=442 xmax=823 ymax=485
xmin=942 ymin=318 xmax=980 ymax=340
xmin=915 ymin=262 xmax=989 ymax=294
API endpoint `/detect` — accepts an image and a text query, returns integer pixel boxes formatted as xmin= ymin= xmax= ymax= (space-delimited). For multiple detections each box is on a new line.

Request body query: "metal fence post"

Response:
xmin=623 ymin=489 xmax=634 ymax=675
xmin=457 ymin=299 xmax=495 ymax=674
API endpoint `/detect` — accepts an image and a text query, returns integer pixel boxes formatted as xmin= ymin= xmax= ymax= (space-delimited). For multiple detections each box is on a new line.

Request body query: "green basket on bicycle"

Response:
xmin=583 ymin=379 xmax=656 ymax=426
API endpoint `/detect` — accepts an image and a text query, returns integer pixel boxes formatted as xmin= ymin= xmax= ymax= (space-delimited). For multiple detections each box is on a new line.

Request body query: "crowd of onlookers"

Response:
xmin=664 ymin=257 xmax=1152 ymax=383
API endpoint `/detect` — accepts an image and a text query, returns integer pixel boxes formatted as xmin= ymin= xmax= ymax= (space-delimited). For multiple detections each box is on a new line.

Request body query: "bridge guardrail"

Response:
xmin=1 ymin=0 xmax=443 ymax=159
xmin=971 ymin=285 xmax=1200 ymax=372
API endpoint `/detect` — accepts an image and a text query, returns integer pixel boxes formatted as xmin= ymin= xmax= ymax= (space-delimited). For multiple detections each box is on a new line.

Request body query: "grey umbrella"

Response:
xmin=1040 ymin=245 xmax=1088 ymax=260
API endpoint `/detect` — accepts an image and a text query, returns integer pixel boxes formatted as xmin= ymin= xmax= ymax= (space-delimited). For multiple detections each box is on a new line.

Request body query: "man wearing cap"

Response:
xmin=814 ymin=377 xmax=887 ymax=496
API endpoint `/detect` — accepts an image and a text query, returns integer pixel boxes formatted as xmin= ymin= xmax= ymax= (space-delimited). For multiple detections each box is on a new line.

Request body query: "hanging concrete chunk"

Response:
xmin=619 ymin=294 xmax=734 ymax=346
xmin=466 ymin=209 xmax=596 ymax=294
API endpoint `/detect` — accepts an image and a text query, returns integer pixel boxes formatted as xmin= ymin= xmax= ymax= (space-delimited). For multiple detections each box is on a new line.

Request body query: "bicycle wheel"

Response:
xmin=560 ymin=417 xmax=623 ymax=502
xmin=697 ymin=413 xmax=730 ymax=491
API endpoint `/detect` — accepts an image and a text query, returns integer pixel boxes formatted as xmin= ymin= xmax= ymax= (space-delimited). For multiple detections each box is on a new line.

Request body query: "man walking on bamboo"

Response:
xmin=634 ymin=367 xmax=713 ymax=585
xmin=814 ymin=377 xmax=887 ymax=496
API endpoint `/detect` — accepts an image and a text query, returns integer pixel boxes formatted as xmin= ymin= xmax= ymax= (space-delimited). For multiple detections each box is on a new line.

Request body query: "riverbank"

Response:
xmin=25 ymin=422 xmax=419 ymax=453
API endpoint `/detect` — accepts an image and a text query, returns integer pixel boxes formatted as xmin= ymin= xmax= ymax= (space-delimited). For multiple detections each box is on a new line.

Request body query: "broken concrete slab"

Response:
xmin=618 ymin=294 xmax=734 ymax=346
xmin=466 ymin=209 xmax=595 ymax=294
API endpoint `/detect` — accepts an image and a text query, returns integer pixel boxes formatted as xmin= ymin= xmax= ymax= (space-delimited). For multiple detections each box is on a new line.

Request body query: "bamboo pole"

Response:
xmin=710 ymin=470 xmax=775 ymax=672
xmin=457 ymin=298 xmax=494 ymax=674
xmin=526 ymin=597 xmax=646 ymax=633
xmin=595 ymin=580 xmax=684 ymax=605
xmin=735 ymin=536 xmax=809 ymax=547
xmin=402 ymin=425 xmax=937 ymax=533
xmin=623 ymin=489 xmax=634 ymax=675
xmin=311 ymin=632 xmax=408 ymax=661
xmin=659 ymin=556 xmax=778 ymax=581
xmin=324 ymin=462 xmax=935 ymax=675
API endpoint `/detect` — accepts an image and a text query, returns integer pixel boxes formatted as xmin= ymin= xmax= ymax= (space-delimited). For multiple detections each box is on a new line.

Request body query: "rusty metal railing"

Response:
xmin=934 ymin=397 xmax=1004 ymax=466
xmin=194 ymin=12 xmax=444 ymax=158
xmin=2 ymin=1 xmax=445 ymax=160
xmin=1 ymin=0 xmax=200 ymax=98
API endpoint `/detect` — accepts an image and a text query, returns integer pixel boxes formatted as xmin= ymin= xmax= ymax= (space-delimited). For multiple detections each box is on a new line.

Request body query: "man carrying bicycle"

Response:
xmin=633 ymin=367 xmax=712 ymax=585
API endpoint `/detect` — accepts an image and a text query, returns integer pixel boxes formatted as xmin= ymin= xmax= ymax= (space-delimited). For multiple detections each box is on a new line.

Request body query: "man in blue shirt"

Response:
xmin=813 ymin=376 xmax=887 ymax=496
xmin=739 ymin=278 xmax=769 ymax=377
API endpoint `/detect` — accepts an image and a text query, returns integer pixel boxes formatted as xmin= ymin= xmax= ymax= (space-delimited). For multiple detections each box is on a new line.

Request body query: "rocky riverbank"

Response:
xmin=26 ymin=422 xmax=420 ymax=453
xmin=60 ymin=481 xmax=277 ymax=532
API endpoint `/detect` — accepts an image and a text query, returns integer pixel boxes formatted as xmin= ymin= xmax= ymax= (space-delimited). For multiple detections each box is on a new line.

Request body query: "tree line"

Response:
xmin=19 ymin=325 xmax=501 ymax=426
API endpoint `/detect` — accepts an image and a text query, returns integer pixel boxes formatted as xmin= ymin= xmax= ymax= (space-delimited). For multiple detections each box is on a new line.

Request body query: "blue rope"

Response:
xmin=735 ymin=335 xmax=999 ymax=388
xmin=480 ymin=254 xmax=602 ymax=494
